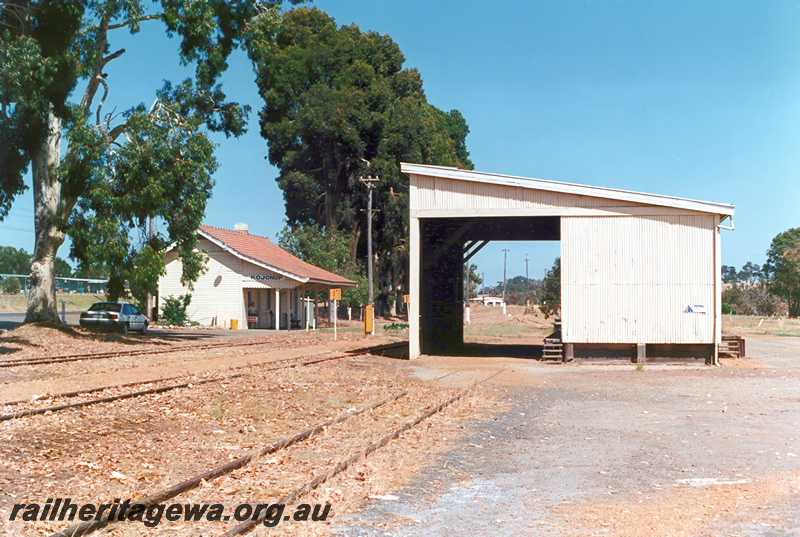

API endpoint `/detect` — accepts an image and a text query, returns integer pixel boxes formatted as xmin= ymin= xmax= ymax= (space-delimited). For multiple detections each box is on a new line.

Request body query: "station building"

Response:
xmin=158 ymin=224 xmax=356 ymax=329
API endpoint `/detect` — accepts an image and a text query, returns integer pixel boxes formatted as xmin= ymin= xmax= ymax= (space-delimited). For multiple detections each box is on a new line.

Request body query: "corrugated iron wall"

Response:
xmin=561 ymin=215 xmax=716 ymax=344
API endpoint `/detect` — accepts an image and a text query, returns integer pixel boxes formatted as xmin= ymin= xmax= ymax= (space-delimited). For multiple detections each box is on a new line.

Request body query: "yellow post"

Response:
xmin=230 ymin=319 xmax=238 ymax=330
xmin=364 ymin=305 xmax=373 ymax=335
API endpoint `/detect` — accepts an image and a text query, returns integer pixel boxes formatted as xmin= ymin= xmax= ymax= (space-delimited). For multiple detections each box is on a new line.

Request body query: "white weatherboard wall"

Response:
xmin=159 ymin=239 xmax=243 ymax=327
xmin=561 ymin=215 xmax=716 ymax=344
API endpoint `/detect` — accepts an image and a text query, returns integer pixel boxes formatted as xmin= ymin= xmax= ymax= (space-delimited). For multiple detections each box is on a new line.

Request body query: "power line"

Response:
xmin=2 ymin=212 xmax=33 ymax=220
xmin=4 ymin=207 xmax=34 ymax=215
xmin=0 ymin=224 xmax=34 ymax=233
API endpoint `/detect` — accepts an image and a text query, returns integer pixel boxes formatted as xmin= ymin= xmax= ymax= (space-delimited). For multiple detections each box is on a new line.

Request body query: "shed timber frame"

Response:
xmin=403 ymin=163 xmax=735 ymax=363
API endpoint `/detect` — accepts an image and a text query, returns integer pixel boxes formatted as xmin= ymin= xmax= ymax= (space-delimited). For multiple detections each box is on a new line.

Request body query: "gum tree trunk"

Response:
xmin=25 ymin=110 xmax=66 ymax=324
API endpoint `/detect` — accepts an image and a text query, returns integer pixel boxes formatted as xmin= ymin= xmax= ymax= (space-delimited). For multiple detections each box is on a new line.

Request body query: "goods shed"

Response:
xmin=402 ymin=163 xmax=735 ymax=363
xmin=158 ymin=224 xmax=356 ymax=329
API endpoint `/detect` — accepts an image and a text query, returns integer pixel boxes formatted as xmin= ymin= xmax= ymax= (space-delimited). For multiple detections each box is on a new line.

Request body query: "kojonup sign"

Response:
xmin=247 ymin=274 xmax=284 ymax=281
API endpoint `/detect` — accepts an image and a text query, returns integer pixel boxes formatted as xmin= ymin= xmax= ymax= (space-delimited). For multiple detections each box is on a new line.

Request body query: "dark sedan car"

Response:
xmin=79 ymin=302 xmax=149 ymax=334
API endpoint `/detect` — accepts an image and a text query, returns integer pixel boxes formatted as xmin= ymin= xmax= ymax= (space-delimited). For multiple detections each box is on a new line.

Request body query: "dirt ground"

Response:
xmin=333 ymin=336 xmax=800 ymax=536
xmin=0 ymin=323 xmax=491 ymax=537
xmin=1 ymin=318 xmax=798 ymax=536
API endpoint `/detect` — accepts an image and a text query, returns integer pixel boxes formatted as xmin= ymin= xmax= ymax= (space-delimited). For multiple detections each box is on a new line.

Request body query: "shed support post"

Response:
xmin=274 ymin=289 xmax=280 ymax=331
xmin=713 ymin=225 xmax=722 ymax=366
xmin=564 ymin=343 xmax=574 ymax=363
xmin=409 ymin=215 xmax=421 ymax=359
xmin=634 ymin=343 xmax=646 ymax=364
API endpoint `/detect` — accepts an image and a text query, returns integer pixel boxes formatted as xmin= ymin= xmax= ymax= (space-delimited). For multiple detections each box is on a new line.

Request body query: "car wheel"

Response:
xmin=141 ymin=321 xmax=148 ymax=335
xmin=121 ymin=323 xmax=129 ymax=335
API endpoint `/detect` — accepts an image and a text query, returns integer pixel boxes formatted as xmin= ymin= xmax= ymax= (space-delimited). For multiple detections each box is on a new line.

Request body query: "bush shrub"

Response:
xmin=1 ymin=276 xmax=21 ymax=295
xmin=160 ymin=294 xmax=192 ymax=326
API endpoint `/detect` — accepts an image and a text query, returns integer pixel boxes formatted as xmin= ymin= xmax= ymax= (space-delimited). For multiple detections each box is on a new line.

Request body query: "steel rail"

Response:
xmin=47 ymin=390 xmax=409 ymax=537
xmin=1 ymin=351 xmax=334 ymax=407
xmin=0 ymin=339 xmax=288 ymax=368
xmin=0 ymin=343 xmax=407 ymax=421
xmin=220 ymin=368 xmax=506 ymax=536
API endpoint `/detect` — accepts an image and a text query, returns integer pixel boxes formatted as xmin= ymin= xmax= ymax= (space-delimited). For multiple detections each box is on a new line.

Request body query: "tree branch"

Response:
xmin=107 ymin=13 xmax=161 ymax=31
xmin=81 ymin=13 xmax=162 ymax=34
xmin=95 ymin=76 xmax=108 ymax=127
xmin=100 ymin=48 xmax=125 ymax=68
xmin=0 ymin=3 xmax=30 ymax=30
xmin=107 ymin=123 xmax=128 ymax=143
xmin=79 ymin=12 xmax=110 ymax=114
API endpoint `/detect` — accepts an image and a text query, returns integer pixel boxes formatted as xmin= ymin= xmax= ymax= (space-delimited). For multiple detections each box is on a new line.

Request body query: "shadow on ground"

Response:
xmin=455 ymin=342 xmax=544 ymax=360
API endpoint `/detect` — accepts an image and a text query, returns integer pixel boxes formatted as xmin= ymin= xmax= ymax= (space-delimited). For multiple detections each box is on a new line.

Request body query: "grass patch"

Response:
xmin=0 ymin=293 xmax=105 ymax=313
xmin=465 ymin=324 xmax=550 ymax=339
xmin=722 ymin=314 xmax=800 ymax=337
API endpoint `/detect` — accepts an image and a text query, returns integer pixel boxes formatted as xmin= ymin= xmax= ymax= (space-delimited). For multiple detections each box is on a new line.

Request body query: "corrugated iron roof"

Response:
xmin=198 ymin=225 xmax=357 ymax=287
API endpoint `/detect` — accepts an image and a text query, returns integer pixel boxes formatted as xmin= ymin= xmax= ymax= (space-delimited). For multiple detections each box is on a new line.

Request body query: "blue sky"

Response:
xmin=2 ymin=0 xmax=798 ymax=288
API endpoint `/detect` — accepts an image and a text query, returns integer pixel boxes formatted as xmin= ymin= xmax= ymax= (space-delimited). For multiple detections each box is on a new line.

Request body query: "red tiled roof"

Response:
xmin=199 ymin=225 xmax=357 ymax=287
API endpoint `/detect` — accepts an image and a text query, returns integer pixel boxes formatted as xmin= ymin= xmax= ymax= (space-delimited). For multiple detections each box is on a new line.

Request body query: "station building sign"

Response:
xmin=247 ymin=273 xmax=284 ymax=281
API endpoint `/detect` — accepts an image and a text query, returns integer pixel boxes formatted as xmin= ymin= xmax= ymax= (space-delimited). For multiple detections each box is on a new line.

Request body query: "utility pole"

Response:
xmin=360 ymin=175 xmax=379 ymax=335
xmin=481 ymin=271 xmax=485 ymax=297
xmin=525 ymin=255 xmax=530 ymax=304
xmin=525 ymin=255 xmax=529 ymax=283
xmin=502 ymin=248 xmax=510 ymax=303
xmin=146 ymin=216 xmax=154 ymax=321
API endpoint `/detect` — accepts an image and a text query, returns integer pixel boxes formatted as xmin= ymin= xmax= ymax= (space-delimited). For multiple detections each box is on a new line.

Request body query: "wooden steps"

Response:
xmin=720 ymin=335 xmax=745 ymax=358
xmin=543 ymin=318 xmax=563 ymax=361
xmin=543 ymin=337 xmax=563 ymax=361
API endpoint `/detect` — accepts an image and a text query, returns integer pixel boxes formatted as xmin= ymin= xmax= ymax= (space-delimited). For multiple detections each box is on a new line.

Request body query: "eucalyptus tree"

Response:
xmin=251 ymin=7 xmax=472 ymax=306
xmin=0 ymin=1 xmax=290 ymax=322
xmin=764 ymin=227 xmax=800 ymax=317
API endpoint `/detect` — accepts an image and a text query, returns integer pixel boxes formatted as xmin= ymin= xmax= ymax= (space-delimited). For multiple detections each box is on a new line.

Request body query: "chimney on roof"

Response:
xmin=234 ymin=223 xmax=249 ymax=234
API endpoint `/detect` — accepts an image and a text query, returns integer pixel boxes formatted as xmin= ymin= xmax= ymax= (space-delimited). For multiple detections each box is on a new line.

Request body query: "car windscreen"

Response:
xmin=88 ymin=303 xmax=122 ymax=312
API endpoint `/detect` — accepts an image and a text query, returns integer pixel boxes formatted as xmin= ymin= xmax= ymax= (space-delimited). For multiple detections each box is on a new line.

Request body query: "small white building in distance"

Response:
xmin=158 ymin=224 xmax=356 ymax=329
xmin=469 ymin=296 xmax=505 ymax=307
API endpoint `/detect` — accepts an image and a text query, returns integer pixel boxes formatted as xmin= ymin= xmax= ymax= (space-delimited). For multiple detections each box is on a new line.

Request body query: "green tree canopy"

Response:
xmin=278 ymin=223 xmax=367 ymax=308
xmin=250 ymin=7 xmax=472 ymax=312
xmin=722 ymin=265 xmax=739 ymax=284
xmin=1 ymin=276 xmax=20 ymax=294
xmin=737 ymin=261 xmax=762 ymax=284
xmin=54 ymin=256 xmax=73 ymax=278
xmin=467 ymin=263 xmax=482 ymax=300
xmin=0 ymin=245 xmax=71 ymax=277
xmin=540 ymin=257 xmax=561 ymax=319
xmin=0 ymin=0 xmax=294 ymax=321
xmin=764 ymin=227 xmax=800 ymax=317
xmin=0 ymin=246 xmax=30 ymax=274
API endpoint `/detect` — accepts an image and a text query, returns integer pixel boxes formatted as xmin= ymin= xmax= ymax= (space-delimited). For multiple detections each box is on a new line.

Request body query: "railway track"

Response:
xmin=44 ymin=367 xmax=502 ymax=537
xmin=0 ymin=342 xmax=408 ymax=421
xmin=0 ymin=338 xmax=300 ymax=369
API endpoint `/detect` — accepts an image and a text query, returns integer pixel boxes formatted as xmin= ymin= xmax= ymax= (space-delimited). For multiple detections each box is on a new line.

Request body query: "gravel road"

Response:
xmin=335 ymin=336 xmax=800 ymax=536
